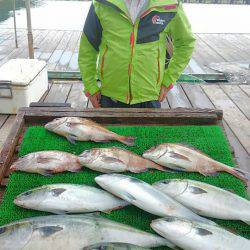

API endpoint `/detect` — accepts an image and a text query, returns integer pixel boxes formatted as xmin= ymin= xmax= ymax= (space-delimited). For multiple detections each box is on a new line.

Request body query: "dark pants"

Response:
xmin=100 ymin=95 xmax=161 ymax=108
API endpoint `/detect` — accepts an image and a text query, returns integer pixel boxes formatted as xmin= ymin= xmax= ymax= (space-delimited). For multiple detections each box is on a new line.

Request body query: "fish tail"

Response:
xmin=118 ymin=136 xmax=136 ymax=146
xmin=225 ymin=167 xmax=250 ymax=185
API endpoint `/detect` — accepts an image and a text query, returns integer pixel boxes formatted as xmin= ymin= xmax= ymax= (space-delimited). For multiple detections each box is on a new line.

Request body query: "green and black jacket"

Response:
xmin=78 ymin=0 xmax=196 ymax=104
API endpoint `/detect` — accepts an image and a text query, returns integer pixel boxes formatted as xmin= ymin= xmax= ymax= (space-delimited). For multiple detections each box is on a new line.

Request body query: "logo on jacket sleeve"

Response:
xmin=152 ymin=15 xmax=166 ymax=25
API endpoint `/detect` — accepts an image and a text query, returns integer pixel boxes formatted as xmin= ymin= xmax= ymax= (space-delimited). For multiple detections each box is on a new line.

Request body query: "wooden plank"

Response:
xmin=44 ymin=83 xmax=72 ymax=103
xmin=0 ymin=112 xmax=25 ymax=183
xmin=166 ymin=84 xmax=192 ymax=108
xmin=192 ymin=35 xmax=226 ymax=74
xmin=67 ymin=32 xmax=81 ymax=71
xmin=66 ymin=82 xmax=88 ymax=108
xmin=55 ymin=31 xmax=81 ymax=71
xmin=201 ymin=84 xmax=250 ymax=154
xmin=21 ymin=107 xmax=222 ymax=127
xmin=0 ymin=116 xmax=16 ymax=152
xmin=222 ymin=34 xmax=250 ymax=58
xmin=223 ymin=120 xmax=250 ymax=172
xmin=0 ymin=30 xmax=48 ymax=66
xmin=47 ymin=31 xmax=73 ymax=71
xmin=199 ymin=34 xmax=247 ymax=62
xmin=37 ymin=30 xmax=65 ymax=62
xmin=0 ymin=115 xmax=9 ymax=129
xmin=188 ymin=58 xmax=206 ymax=74
xmin=220 ymin=85 xmax=250 ymax=120
xmin=181 ymin=84 xmax=214 ymax=109
xmin=239 ymin=85 xmax=250 ymax=97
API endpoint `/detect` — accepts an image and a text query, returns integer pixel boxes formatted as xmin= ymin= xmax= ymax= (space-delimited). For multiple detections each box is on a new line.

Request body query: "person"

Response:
xmin=78 ymin=0 xmax=195 ymax=108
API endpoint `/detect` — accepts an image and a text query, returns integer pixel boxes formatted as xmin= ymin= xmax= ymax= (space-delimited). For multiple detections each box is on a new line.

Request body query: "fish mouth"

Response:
xmin=9 ymin=165 xmax=16 ymax=172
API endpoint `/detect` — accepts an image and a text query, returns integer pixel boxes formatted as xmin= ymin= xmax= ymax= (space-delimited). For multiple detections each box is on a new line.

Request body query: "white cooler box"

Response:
xmin=0 ymin=59 xmax=48 ymax=114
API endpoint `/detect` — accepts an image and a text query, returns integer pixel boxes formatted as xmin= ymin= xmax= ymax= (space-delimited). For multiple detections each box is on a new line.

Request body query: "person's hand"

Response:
xmin=88 ymin=91 xmax=101 ymax=108
xmin=158 ymin=84 xmax=173 ymax=102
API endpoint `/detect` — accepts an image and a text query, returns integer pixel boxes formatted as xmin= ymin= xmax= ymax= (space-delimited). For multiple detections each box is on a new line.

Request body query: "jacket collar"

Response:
xmin=96 ymin=0 xmax=178 ymax=14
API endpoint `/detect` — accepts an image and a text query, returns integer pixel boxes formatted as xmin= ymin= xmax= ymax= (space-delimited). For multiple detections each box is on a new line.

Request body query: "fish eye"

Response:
xmin=23 ymin=191 xmax=32 ymax=196
xmin=0 ymin=227 xmax=6 ymax=234
xmin=162 ymin=180 xmax=171 ymax=184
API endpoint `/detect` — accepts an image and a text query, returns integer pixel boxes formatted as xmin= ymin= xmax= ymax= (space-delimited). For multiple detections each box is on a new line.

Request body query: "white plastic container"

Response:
xmin=0 ymin=59 xmax=48 ymax=114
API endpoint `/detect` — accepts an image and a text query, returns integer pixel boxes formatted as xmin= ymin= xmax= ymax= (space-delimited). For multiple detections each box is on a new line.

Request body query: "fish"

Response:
xmin=79 ymin=147 xmax=166 ymax=173
xmin=153 ymin=179 xmax=250 ymax=225
xmin=14 ymin=183 xmax=129 ymax=214
xmin=0 ymin=214 xmax=174 ymax=249
xmin=151 ymin=216 xmax=250 ymax=250
xmin=83 ymin=242 xmax=151 ymax=250
xmin=143 ymin=143 xmax=250 ymax=184
xmin=95 ymin=174 xmax=216 ymax=225
xmin=44 ymin=117 xmax=135 ymax=146
xmin=10 ymin=150 xmax=81 ymax=176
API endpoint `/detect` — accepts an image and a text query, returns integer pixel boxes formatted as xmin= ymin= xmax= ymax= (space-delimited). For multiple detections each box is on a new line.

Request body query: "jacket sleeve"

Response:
xmin=162 ymin=4 xmax=196 ymax=87
xmin=78 ymin=3 xmax=102 ymax=95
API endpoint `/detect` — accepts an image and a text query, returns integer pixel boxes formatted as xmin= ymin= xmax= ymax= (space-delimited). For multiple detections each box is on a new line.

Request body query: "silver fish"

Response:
xmin=0 ymin=214 xmax=173 ymax=249
xmin=83 ymin=242 xmax=151 ymax=250
xmin=143 ymin=143 xmax=250 ymax=184
xmin=79 ymin=147 xmax=165 ymax=173
xmin=153 ymin=179 xmax=250 ymax=225
xmin=95 ymin=174 xmax=215 ymax=225
xmin=151 ymin=216 xmax=250 ymax=250
xmin=14 ymin=184 xmax=128 ymax=214
xmin=45 ymin=117 xmax=135 ymax=146
xmin=10 ymin=150 xmax=81 ymax=176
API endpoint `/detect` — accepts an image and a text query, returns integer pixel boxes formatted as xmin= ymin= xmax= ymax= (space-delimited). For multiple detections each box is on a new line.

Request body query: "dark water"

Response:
xmin=0 ymin=0 xmax=44 ymax=24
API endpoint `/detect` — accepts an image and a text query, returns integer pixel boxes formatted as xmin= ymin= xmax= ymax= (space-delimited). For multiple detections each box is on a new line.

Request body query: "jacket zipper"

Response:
xmin=157 ymin=47 xmax=161 ymax=84
xmin=100 ymin=46 xmax=108 ymax=80
xmin=128 ymin=28 xmax=135 ymax=104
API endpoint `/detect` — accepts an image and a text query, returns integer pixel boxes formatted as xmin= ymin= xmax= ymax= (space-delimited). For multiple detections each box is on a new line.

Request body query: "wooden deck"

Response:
xmin=0 ymin=82 xmax=249 ymax=175
xmin=0 ymin=28 xmax=250 ymax=73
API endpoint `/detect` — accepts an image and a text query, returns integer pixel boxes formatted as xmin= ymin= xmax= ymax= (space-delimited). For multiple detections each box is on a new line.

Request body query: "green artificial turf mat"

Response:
xmin=0 ymin=125 xmax=249 ymax=249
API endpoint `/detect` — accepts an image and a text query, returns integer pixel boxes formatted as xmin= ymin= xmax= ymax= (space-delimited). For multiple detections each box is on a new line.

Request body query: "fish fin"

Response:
xmin=195 ymin=228 xmax=213 ymax=236
xmin=122 ymin=191 xmax=137 ymax=202
xmin=189 ymin=186 xmax=208 ymax=194
xmin=151 ymin=163 xmax=175 ymax=173
xmin=51 ymin=188 xmax=66 ymax=196
xmin=169 ymin=151 xmax=191 ymax=162
xmin=68 ymin=168 xmax=82 ymax=173
xmin=34 ymin=226 xmax=63 ymax=237
xmin=226 ymin=189 xmax=235 ymax=194
xmin=40 ymin=170 xmax=54 ymax=176
xmin=118 ymin=136 xmax=136 ymax=146
xmin=66 ymin=134 xmax=77 ymax=144
xmin=226 ymin=168 xmax=250 ymax=185
xmin=243 ymin=221 xmax=250 ymax=225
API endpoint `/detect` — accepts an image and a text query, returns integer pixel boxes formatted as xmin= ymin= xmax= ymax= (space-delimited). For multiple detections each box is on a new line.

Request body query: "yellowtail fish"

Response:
xmin=0 ymin=214 xmax=175 ymax=249
xmin=14 ymin=184 xmax=129 ymax=214
xmin=95 ymin=174 xmax=216 ymax=225
xmin=143 ymin=143 xmax=250 ymax=184
xmin=79 ymin=147 xmax=165 ymax=173
xmin=151 ymin=216 xmax=250 ymax=250
xmin=153 ymin=179 xmax=250 ymax=225
xmin=10 ymin=150 xmax=81 ymax=176
xmin=45 ymin=117 xmax=135 ymax=146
